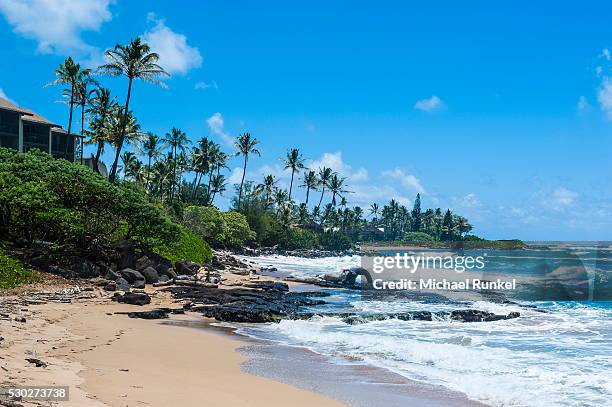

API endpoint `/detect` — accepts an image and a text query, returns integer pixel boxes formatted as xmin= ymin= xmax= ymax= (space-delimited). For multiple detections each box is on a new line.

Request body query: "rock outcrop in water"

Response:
xmin=163 ymin=283 xmax=520 ymax=324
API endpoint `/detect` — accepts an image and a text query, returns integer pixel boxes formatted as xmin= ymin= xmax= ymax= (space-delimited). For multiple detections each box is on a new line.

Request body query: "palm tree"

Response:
xmin=74 ymin=75 xmax=96 ymax=163
xmin=316 ymin=167 xmax=333 ymax=210
xmin=121 ymin=151 xmax=139 ymax=179
xmin=256 ymin=175 xmax=277 ymax=208
xmin=107 ymin=107 xmax=142 ymax=162
xmin=209 ymin=174 xmax=227 ymax=205
xmin=162 ymin=127 xmax=189 ymax=200
xmin=190 ymin=141 xmax=209 ymax=198
xmin=282 ymin=148 xmax=305 ymax=200
xmin=234 ymin=133 xmax=261 ymax=206
xmin=300 ymin=170 xmax=318 ymax=205
xmin=138 ymin=132 xmax=161 ymax=190
xmin=86 ymin=87 xmax=116 ymax=173
xmin=328 ymin=174 xmax=348 ymax=206
xmin=46 ymin=57 xmax=91 ymax=136
xmin=369 ymin=203 xmax=380 ymax=221
xmin=274 ymin=189 xmax=289 ymax=215
xmin=99 ymin=37 xmax=168 ymax=182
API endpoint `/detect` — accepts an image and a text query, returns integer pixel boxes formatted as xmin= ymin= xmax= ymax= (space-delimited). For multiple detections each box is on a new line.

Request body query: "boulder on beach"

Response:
xmin=120 ymin=268 xmax=145 ymax=284
xmin=112 ymin=292 xmax=151 ymax=306
xmin=175 ymin=260 xmax=200 ymax=276
xmin=115 ymin=277 xmax=131 ymax=291
xmin=141 ymin=266 xmax=160 ymax=284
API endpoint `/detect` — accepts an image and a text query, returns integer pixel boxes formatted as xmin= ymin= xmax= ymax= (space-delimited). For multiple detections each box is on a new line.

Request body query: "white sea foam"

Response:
xmin=235 ymin=254 xmax=612 ymax=407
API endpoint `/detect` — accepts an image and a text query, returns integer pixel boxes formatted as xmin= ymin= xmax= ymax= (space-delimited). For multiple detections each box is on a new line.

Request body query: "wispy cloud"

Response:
xmin=542 ymin=187 xmax=578 ymax=210
xmin=206 ymin=112 xmax=234 ymax=147
xmin=597 ymin=77 xmax=612 ymax=119
xmin=577 ymin=95 xmax=589 ymax=112
xmin=0 ymin=0 xmax=112 ymax=60
xmin=414 ymin=95 xmax=444 ymax=112
xmin=142 ymin=12 xmax=202 ymax=75
xmin=308 ymin=152 xmax=368 ymax=182
xmin=382 ymin=168 xmax=426 ymax=194
xmin=195 ymin=80 xmax=218 ymax=90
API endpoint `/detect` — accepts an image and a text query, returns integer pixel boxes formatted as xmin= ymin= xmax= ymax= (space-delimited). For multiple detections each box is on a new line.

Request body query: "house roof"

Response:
xmin=0 ymin=96 xmax=73 ymax=133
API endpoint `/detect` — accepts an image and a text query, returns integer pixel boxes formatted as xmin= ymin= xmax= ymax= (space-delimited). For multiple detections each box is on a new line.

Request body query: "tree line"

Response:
xmin=47 ymin=37 xmax=474 ymax=248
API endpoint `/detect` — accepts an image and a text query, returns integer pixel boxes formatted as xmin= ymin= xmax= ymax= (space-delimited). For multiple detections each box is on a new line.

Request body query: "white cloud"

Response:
xmin=142 ymin=13 xmax=202 ymax=75
xmin=577 ymin=95 xmax=589 ymax=112
xmin=308 ymin=152 xmax=368 ymax=182
xmin=382 ymin=168 xmax=426 ymax=194
xmin=206 ymin=112 xmax=234 ymax=147
xmin=414 ymin=95 xmax=444 ymax=112
xmin=195 ymin=80 xmax=217 ymax=90
xmin=453 ymin=193 xmax=482 ymax=209
xmin=0 ymin=87 xmax=15 ymax=104
xmin=597 ymin=77 xmax=612 ymax=120
xmin=602 ymin=48 xmax=611 ymax=61
xmin=0 ymin=0 xmax=112 ymax=58
xmin=543 ymin=187 xmax=578 ymax=210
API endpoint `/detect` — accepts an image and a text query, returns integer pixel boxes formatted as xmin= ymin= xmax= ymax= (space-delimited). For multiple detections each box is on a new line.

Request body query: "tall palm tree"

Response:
xmin=138 ymin=132 xmax=161 ymax=190
xmin=99 ymin=37 xmax=168 ymax=182
xmin=282 ymin=148 xmax=305 ymax=200
xmin=234 ymin=133 xmax=261 ymax=206
xmin=209 ymin=174 xmax=227 ymax=205
xmin=316 ymin=167 xmax=333 ymax=210
xmin=162 ymin=127 xmax=189 ymax=200
xmin=190 ymin=137 xmax=216 ymax=198
xmin=86 ymin=86 xmax=116 ymax=174
xmin=107 ymin=107 xmax=141 ymax=161
xmin=46 ymin=57 xmax=91 ymax=135
xmin=300 ymin=170 xmax=318 ymax=205
xmin=74 ymin=75 xmax=96 ymax=163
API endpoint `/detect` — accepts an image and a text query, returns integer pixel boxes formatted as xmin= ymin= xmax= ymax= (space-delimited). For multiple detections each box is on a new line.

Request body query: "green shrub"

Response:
xmin=403 ymin=231 xmax=435 ymax=242
xmin=463 ymin=234 xmax=485 ymax=242
xmin=183 ymin=206 xmax=255 ymax=249
xmin=0 ymin=148 xmax=179 ymax=248
xmin=319 ymin=231 xmax=352 ymax=251
xmin=222 ymin=211 xmax=256 ymax=247
xmin=153 ymin=226 xmax=212 ymax=264
xmin=0 ymin=248 xmax=39 ymax=289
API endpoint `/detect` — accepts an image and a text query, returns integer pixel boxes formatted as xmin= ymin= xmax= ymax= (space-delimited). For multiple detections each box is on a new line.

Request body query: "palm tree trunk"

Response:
xmin=238 ymin=155 xmax=248 ymax=206
xmin=317 ymin=186 xmax=326 ymax=209
xmin=305 ymin=186 xmax=310 ymax=204
xmin=146 ymin=155 xmax=152 ymax=191
xmin=80 ymin=102 xmax=85 ymax=165
xmin=191 ymin=170 xmax=200 ymax=199
xmin=93 ymin=141 xmax=103 ymax=174
xmin=289 ymin=169 xmax=295 ymax=200
xmin=171 ymin=146 xmax=177 ymax=200
xmin=64 ymin=83 xmax=75 ymax=156
xmin=109 ymin=77 xmax=133 ymax=182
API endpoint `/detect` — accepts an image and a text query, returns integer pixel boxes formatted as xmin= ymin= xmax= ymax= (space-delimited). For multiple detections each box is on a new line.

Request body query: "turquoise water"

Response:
xmin=237 ymin=244 xmax=612 ymax=407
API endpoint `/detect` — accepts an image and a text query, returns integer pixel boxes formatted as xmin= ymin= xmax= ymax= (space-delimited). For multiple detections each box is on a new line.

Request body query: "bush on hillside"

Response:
xmin=183 ymin=206 xmax=255 ymax=248
xmin=0 ymin=148 xmax=179 ymax=248
xmin=153 ymin=226 xmax=212 ymax=264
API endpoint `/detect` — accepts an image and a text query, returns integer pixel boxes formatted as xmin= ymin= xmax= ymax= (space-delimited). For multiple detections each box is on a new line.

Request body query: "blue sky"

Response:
xmin=1 ymin=0 xmax=611 ymax=240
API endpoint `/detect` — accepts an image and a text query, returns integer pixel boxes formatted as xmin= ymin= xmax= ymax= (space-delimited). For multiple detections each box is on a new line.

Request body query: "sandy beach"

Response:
xmin=0 ymin=285 xmax=346 ymax=407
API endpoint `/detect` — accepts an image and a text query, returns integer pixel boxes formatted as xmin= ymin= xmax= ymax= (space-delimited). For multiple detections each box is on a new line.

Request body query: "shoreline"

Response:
xmin=0 ymin=287 xmax=346 ymax=407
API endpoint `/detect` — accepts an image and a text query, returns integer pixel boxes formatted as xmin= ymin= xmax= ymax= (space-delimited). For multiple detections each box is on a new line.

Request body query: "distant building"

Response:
xmin=0 ymin=96 xmax=81 ymax=161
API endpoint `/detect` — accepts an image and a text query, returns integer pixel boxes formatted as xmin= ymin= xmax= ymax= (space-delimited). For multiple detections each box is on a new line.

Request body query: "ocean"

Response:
xmin=233 ymin=243 xmax=612 ymax=407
